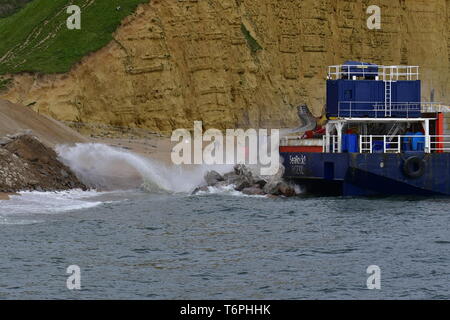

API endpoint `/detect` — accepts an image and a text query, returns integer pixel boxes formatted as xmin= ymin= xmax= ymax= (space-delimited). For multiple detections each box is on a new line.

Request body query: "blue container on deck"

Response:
xmin=372 ymin=141 xmax=384 ymax=153
xmin=347 ymin=134 xmax=358 ymax=152
xmin=326 ymin=80 xmax=421 ymax=118
xmin=342 ymin=134 xmax=359 ymax=153
xmin=342 ymin=134 xmax=348 ymax=152
xmin=326 ymin=61 xmax=421 ymax=118
xmin=402 ymin=132 xmax=414 ymax=151
xmin=412 ymin=132 xmax=425 ymax=151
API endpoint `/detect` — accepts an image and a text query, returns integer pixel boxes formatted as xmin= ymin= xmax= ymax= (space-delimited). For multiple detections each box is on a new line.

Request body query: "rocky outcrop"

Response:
xmin=194 ymin=164 xmax=297 ymax=197
xmin=2 ymin=0 xmax=450 ymax=134
xmin=0 ymin=133 xmax=86 ymax=192
xmin=204 ymin=170 xmax=225 ymax=186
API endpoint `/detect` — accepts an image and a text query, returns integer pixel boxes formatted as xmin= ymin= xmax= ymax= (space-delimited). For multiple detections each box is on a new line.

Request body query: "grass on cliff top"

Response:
xmin=0 ymin=0 xmax=149 ymax=75
xmin=0 ymin=0 xmax=34 ymax=18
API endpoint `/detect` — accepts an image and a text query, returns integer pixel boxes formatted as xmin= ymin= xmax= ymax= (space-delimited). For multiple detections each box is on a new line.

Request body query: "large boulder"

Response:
xmin=277 ymin=182 xmax=296 ymax=197
xmin=232 ymin=164 xmax=254 ymax=191
xmin=223 ymin=172 xmax=240 ymax=184
xmin=204 ymin=170 xmax=224 ymax=186
xmin=193 ymin=164 xmax=296 ymax=198
xmin=234 ymin=178 xmax=252 ymax=191
xmin=254 ymin=178 xmax=267 ymax=188
xmin=234 ymin=164 xmax=253 ymax=181
xmin=263 ymin=180 xmax=281 ymax=195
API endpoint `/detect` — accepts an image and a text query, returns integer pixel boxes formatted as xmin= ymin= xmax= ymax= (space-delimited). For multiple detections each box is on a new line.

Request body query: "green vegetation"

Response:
xmin=0 ymin=0 xmax=149 ymax=74
xmin=0 ymin=0 xmax=33 ymax=18
xmin=240 ymin=23 xmax=262 ymax=53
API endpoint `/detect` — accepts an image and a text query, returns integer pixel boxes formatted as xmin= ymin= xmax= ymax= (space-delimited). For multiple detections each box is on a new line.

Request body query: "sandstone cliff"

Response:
xmin=2 ymin=0 xmax=450 ymax=134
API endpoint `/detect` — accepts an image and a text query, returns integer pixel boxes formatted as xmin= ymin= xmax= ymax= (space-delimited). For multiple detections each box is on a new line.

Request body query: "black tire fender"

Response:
xmin=403 ymin=156 xmax=426 ymax=179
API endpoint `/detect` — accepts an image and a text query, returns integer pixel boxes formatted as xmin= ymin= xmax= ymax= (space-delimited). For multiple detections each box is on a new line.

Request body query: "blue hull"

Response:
xmin=280 ymin=152 xmax=450 ymax=196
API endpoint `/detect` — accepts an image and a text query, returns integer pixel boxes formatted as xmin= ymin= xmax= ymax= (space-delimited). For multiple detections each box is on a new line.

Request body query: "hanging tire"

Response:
xmin=403 ymin=156 xmax=425 ymax=178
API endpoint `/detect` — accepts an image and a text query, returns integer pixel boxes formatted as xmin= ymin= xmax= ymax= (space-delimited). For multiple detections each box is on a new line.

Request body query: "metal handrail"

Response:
xmin=336 ymin=101 xmax=450 ymax=117
xmin=323 ymin=134 xmax=450 ymax=154
xmin=322 ymin=135 xmax=339 ymax=153
xmin=327 ymin=64 xmax=420 ymax=80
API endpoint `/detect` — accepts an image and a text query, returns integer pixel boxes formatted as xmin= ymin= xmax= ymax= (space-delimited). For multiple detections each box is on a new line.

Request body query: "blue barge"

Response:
xmin=280 ymin=62 xmax=450 ymax=196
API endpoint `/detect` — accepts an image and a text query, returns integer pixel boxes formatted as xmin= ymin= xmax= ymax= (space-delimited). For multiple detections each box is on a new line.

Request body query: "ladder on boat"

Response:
xmin=384 ymin=79 xmax=392 ymax=117
xmin=384 ymin=66 xmax=397 ymax=117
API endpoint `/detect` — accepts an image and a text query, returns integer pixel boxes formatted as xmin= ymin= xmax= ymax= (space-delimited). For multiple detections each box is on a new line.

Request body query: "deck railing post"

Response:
xmin=426 ymin=135 xmax=431 ymax=153
xmin=398 ymin=135 xmax=401 ymax=153
xmin=359 ymin=135 xmax=362 ymax=153
xmin=334 ymin=136 xmax=338 ymax=153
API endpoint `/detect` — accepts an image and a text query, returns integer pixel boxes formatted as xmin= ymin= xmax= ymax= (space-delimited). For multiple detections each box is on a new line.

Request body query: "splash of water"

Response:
xmin=55 ymin=143 xmax=233 ymax=193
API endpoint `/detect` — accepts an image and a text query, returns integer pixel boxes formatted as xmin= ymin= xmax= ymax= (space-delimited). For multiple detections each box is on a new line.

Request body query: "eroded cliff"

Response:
xmin=2 ymin=0 xmax=450 ymax=134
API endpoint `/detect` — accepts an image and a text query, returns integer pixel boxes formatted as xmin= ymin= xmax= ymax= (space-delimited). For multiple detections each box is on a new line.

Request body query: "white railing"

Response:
xmin=323 ymin=135 xmax=450 ymax=154
xmin=360 ymin=135 xmax=403 ymax=153
xmin=335 ymin=101 xmax=450 ymax=117
xmin=322 ymin=135 xmax=339 ymax=153
xmin=360 ymin=135 xmax=373 ymax=153
xmin=327 ymin=64 xmax=420 ymax=81
xmin=429 ymin=136 xmax=450 ymax=152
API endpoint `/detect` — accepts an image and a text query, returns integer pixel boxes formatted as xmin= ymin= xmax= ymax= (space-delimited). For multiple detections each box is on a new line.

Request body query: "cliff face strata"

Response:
xmin=2 ymin=0 xmax=450 ymax=134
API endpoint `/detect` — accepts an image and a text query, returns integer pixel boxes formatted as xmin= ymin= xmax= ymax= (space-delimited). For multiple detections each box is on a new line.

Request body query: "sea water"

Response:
xmin=0 ymin=144 xmax=449 ymax=299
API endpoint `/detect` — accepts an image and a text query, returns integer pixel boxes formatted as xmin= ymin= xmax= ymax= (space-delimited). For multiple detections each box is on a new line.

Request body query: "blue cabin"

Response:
xmin=326 ymin=62 xmax=421 ymax=118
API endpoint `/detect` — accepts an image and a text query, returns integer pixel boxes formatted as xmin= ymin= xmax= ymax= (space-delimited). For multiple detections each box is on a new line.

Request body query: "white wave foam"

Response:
xmin=194 ymin=184 xmax=267 ymax=198
xmin=0 ymin=189 xmax=104 ymax=217
xmin=0 ymin=217 xmax=43 ymax=225
xmin=56 ymin=143 xmax=233 ymax=193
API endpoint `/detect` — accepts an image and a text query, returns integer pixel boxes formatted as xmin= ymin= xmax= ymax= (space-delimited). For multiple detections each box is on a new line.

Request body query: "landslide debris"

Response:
xmin=0 ymin=133 xmax=86 ymax=192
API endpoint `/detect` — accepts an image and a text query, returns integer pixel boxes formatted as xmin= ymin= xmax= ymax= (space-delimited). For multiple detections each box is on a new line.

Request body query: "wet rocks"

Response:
xmin=195 ymin=164 xmax=297 ymax=197
xmin=242 ymin=186 xmax=266 ymax=196
xmin=223 ymin=172 xmax=241 ymax=185
xmin=0 ymin=134 xmax=87 ymax=193
xmin=0 ymin=137 xmax=12 ymax=146
xmin=192 ymin=185 xmax=209 ymax=194
xmin=254 ymin=179 xmax=267 ymax=188
xmin=277 ymin=182 xmax=296 ymax=197
xmin=204 ymin=170 xmax=224 ymax=186
xmin=262 ymin=180 xmax=280 ymax=195
xmin=234 ymin=179 xmax=252 ymax=192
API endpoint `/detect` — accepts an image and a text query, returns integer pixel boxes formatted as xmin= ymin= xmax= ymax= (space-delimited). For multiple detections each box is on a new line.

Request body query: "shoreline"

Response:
xmin=0 ymin=192 xmax=19 ymax=201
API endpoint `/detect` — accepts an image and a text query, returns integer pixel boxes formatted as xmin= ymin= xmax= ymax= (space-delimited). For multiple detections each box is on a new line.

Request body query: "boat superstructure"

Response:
xmin=280 ymin=61 xmax=450 ymax=196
